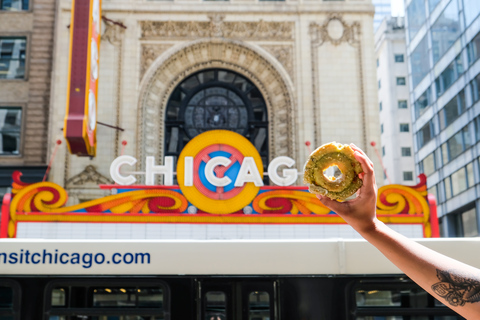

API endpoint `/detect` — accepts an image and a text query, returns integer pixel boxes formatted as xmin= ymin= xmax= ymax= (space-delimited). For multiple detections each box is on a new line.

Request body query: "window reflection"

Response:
xmin=471 ymin=73 xmax=480 ymax=104
xmin=205 ymin=291 xmax=226 ymax=320
xmin=439 ymin=90 xmax=465 ymax=129
xmin=421 ymin=153 xmax=435 ymax=176
xmin=435 ymin=55 xmax=463 ymax=98
xmin=441 ymin=126 xmax=471 ymax=164
xmin=431 ymin=0 xmax=461 ymax=63
xmin=0 ymin=37 xmax=26 ymax=79
xmin=407 ymin=0 xmax=426 ymax=40
xmin=464 ymin=0 xmax=480 ymax=27
xmin=0 ymin=0 xmax=29 ymax=11
xmin=0 ymin=107 xmax=22 ymax=155
xmin=417 ymin=120 xmax=434 ymax=148
xmin=429 ymin=0 xmax=441 ymax=12
xmin=467 ymin=32 xmax=480 ymax=65
xmin=410 ymin=36 xmax=429 ymax=88
xmin=414 ymin=87 xmax=432 ymax=118
xmin=248 ymin=291 xmax=270 ymax=320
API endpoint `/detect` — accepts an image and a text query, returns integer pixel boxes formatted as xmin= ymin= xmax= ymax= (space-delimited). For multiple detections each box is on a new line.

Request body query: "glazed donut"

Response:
xmin=303 ymin=142 xmax=363 ymax=200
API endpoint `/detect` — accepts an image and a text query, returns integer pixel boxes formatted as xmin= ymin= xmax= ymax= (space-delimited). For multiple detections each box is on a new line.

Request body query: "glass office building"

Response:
xmin=373 ymin=0 xmax=392 ymax=31
xmin=406 ymin=0 xmax=480 ymax=236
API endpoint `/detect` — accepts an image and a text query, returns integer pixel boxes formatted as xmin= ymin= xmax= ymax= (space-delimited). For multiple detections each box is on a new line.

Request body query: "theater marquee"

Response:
xmin=1 ymin=131 xmax=439 ymax=238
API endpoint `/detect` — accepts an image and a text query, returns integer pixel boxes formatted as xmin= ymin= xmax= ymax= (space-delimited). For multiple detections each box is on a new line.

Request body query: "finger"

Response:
xmin=353 ymin=151 xmax=376 ymax=194
xmin=317 ymin=195 xmax=348 ymax=214
xmin=350 ymin=144 xmax=374 ymax=167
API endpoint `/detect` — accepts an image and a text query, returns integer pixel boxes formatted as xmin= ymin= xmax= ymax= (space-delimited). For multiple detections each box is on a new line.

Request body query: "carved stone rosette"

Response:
xmin=137 ymin=39 xmax=296 ymax=179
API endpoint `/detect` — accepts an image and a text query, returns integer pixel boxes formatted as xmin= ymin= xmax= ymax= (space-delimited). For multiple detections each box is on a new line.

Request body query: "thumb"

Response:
xmin=317 ymin=195 xmax=346 ymax=215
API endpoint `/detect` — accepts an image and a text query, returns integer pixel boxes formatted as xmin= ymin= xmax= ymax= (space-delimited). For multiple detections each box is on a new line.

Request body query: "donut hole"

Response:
xmin=323 ymin=165 xmax=344 ymax=183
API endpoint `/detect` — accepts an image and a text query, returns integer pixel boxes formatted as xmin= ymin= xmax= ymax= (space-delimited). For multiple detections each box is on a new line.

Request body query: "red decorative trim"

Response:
xmin=1 ymin=193 xmax=11 ymax=238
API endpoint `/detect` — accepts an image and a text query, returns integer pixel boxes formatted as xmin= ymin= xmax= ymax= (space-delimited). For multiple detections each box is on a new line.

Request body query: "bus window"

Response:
xmin=51 ymin=288 xmax=66 ymax=307
xmin=0 ymin=280 xmax=20 ymax=320
xmin=45 ymin=280 xmax=169 ymax=320
xmin=0 ymin=286 xmax=13 ymax=309
xmin=92 ymin=287 xmax=163 ymax=308
xmin=248 ymin=291 xmax=269 ymax=320
xmin=352 ymin=279 xmax=465 ymax=319
xmin=205 ymin=291 xmax=226 ymax=320
xmin=356 ymin=317 xmax=461 ymax=320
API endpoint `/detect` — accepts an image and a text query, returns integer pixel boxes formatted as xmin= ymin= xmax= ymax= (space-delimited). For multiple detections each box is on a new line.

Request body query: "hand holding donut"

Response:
xmin=305 ymin=143 xmax=378 ymax=234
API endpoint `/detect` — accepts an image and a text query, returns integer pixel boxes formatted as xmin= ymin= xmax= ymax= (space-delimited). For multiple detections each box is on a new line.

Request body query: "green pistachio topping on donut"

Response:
xmin=303 ymin=142 xmax=363 ymax=200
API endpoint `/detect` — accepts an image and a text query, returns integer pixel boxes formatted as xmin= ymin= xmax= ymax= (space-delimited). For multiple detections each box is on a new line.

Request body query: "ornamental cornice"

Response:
xmin=140 ymin=16 xmax=294 ymax=41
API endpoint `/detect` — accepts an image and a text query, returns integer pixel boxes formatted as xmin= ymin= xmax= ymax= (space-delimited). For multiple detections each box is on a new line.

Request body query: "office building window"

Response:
xmin=414 ymin=87 xmax=432 ymax=118
xmin=464 ymin=0 xmax=480 ymax=27
xmin=428 ymin=184 xmax=438 ymax=203
xmin=0 ymin=107 xmax=22 ymax=155
xmin=398 ymin=100 xmax=408 ymax=109
xmin=379 ymin=102 xmax=382 ymax=111
xmin=411 ymin=36 xmax=429 ymax=88
xmin=0 ymin=0 xmax=28 ymax=10
xmin=467 ymin=32 xmax=480 ymax=65
xmin=382 ymin=146 xmax=385 ymax=156
xmin=471 ymin=73 xmax=480 ymax=103
xmin=475 ymin=115 xmax=480 ymax=141
xmin=421 ymin=152 xmax=435 ymax=176
xmin=0 ymin=37 xmax=26 ymax=79
xmin=401 ymin=147 xmax=411 ymax=156
xmin=407 ymin=0 xmax=426 ymax=40
xmin=417 ymin=120 xmax=434 ymax=148
xmin=399 ymin=123 xmax=409 ymax=132
xmin=431 ymin=0 xmax=461 ymax=63
xmin=467 ymin=162 xmax=474 ymax=188
xmin=439 ymin=90 xmax=465 ymax=130
xmin=396 ymin=77 xmax=406 ymax=85
xmin=442 ymin=126 xmax=471 ymax=164
xmin=378 ymin=80 xmax=381 ymax=89
xmin=394 ymin=54 xmax=404 ymax=63
xmin=451 ymin=167 xmax=467 ymax=196
xmin=435 ymin=55 xmax=464 ymax=97
xmin=428 ymin=0 xmax=441 ymax=12
xmin=445 ymin=176 xmax=452 ymax=199
xmin=403 ymin=171 xmax=413 ymax=181
xmin=376 ymin=58 xmax=379 ymax=67
xmin=380 ymin=124 xmax=384 ymax=134
xmin=446 ymin=207 xmax=479 ymax=237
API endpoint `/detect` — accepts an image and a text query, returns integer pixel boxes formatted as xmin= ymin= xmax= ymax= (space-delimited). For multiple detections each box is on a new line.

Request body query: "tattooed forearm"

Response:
xmin=432 ymin=269 xmax=480 ymax=307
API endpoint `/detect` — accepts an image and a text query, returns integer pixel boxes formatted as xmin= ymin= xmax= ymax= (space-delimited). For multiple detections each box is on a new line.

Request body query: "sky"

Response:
xmin=391 ymin=0 xmax=405 ymax=17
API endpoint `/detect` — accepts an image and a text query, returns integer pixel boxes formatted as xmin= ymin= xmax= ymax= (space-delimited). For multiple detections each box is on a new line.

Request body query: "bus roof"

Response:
xmin=0 ymin=238 xmax=479 ymax=276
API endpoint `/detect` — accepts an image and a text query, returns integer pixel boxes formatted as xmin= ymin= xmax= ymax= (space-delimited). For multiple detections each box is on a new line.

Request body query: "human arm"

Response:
xmin=317 ymin=144 xmax=480 ymax=319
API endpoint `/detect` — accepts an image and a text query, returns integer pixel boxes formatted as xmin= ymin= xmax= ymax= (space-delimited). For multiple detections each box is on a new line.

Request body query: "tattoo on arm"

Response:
xmin=432 ymin=269 xmax=480 ymax=307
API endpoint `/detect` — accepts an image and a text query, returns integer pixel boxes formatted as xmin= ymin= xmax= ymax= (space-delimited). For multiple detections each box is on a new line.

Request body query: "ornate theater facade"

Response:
xmin=0 ymin=0 xmax=437 ymax=240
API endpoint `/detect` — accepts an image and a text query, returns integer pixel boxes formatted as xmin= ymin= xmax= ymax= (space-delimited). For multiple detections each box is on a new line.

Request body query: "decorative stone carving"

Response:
xmin=309 ymin=14 xmax=360 ymax=47
xmin=101 ymin=20 xmax=125 ymax=46
xmin=309 ymin=14 xmax=366 ymax=149
xmin=66 ymin=165 xmax=112 ymax=187
xmin=140 ymin=17 xmax=294 ymax=41
xmin=137 ymin=39 xmax=296 ymax=180
xmin=140 ymin=44 xmax=173 ymax=81
xmin=261 ymin=45 xmax=294 ymax=80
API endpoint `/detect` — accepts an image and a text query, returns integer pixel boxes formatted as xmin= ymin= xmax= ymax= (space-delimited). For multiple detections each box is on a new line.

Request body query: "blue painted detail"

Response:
xmin=198 ymin=150 xmax=242 ymax=192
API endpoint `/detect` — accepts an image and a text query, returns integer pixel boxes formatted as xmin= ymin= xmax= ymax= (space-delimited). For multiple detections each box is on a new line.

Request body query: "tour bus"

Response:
xmin=0 ymin=238 xmax=478 ymax=320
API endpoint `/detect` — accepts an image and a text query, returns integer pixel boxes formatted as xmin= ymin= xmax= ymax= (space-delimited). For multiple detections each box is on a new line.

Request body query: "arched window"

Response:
xmin=165 ymin=69 xmax=269 ymax=169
